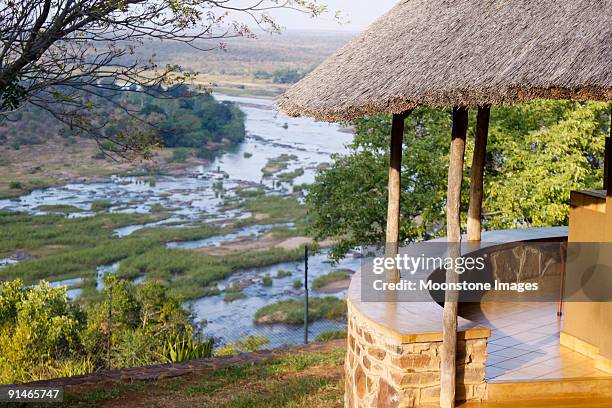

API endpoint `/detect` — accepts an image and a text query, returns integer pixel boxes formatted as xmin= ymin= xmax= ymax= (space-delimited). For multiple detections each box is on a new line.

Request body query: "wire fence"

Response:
xmin=214 ymin=246 xmax=348 ymax=350
xmin=103 ymin=245 xmax=349 ymax=365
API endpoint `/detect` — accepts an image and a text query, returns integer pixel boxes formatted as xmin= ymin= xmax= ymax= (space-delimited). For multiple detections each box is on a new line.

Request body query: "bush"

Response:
xmin=8 ymin=181 xmax=22 ymax=189
xmin=170 ymin=148 xmax=190 ymax=163
xmin=161 ymin=333 xmax=214 ymax=363
xmin=275 ymin=270 xmax=292 ymax=279
xmin=261 ymin=275 xmax=273 ymax=287
xmin=293 ymin=279 xmax=302 ymax=289
xmin=0 ymin=277 xmax=198 ymax=384
xmin=0 ymin=280 xmax=85 ymax=384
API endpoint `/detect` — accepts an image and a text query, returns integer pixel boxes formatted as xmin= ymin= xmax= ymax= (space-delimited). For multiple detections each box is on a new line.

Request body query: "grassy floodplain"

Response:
xmin=0 ymin=193 xmax=309 ymax=301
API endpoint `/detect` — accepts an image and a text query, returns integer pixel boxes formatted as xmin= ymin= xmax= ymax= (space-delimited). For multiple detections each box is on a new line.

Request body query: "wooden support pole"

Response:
xmin=467 ymin=106 xmax=490 ymax=242
xmin=385 ymin=112 xmax=409 ymax=282
xmin=605 ymin=107 xmax=612 ymax=190
xmin=441 ymin=106 xmax=468 ymax=408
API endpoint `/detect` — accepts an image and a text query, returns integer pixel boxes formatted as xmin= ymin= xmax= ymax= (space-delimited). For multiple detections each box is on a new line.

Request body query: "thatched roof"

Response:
xmin=277 ymin=0 xmax=612 ymax=122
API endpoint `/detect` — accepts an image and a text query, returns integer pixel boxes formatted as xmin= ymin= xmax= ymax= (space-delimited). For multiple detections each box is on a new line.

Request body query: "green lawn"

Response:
xmin=60 ymin=347 xmax=345 ymax=407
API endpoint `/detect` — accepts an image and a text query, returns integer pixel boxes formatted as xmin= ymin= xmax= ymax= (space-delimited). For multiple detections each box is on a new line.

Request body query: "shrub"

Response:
xmin=8 ymin=181 xmax=22 ymax=189
xmin=261 ymin=275 xmax=273 ymax=287
xmin=160 ymin=333 xmax=213 ymax=363
xmin=170 ymin=148 xmax=190 ymax=163
xmin=275 ymin=270 xmax=292 ymax=279
xmin=292 ymin=279 xmax=302 ymax=289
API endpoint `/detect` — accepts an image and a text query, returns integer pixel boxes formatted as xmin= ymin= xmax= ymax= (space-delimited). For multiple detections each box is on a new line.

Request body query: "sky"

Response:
xmin=271 ymin=0 xmax=400 ymax=32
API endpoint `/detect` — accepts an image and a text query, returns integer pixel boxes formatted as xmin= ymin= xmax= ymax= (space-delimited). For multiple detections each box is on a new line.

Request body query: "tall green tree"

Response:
xmin=307 ymin=101 xmax=609 ymax=261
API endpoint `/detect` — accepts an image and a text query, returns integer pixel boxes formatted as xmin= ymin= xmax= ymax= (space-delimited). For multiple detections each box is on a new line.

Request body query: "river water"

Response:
xmin=0 ymin=93 xmax=355 ymax=347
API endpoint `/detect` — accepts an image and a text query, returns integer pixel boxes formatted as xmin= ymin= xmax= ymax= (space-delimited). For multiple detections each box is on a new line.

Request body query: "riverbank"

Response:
xmin=0 ymin=92 xmax=354 ymax=347
xmin=0 ymin=134 xmax=237 ymax=199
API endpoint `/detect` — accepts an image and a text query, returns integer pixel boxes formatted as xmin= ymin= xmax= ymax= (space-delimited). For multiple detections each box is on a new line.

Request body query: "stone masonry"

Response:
xmin=345 ymin=302 xmax=488 ymax=407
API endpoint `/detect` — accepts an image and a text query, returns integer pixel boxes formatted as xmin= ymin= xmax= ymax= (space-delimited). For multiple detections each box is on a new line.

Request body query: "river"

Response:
xmin=0 ymin=92 xmax=356 ymax=347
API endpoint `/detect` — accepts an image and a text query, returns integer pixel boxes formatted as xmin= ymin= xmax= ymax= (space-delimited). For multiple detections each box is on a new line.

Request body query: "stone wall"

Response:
xmin=345 ymin=301 xmax=488 ymax=407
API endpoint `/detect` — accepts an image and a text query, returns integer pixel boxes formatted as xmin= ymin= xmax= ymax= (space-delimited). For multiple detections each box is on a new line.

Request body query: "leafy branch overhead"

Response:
xmin=0 ymin=0 xmax=333 ymax=156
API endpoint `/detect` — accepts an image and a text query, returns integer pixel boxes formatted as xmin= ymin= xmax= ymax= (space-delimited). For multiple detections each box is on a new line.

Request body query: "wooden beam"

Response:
xmin=385 ymin=112 xmax=409 ymax=282
xmin=467 ymin=106 xmax=490 ymax=242
xmin=441 ymin=106 xmax=468 ymax=408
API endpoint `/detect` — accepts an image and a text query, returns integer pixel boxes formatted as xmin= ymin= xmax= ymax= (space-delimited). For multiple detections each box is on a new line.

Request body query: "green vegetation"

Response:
xmin=241 ymin=195 xmax=306 ymax=224
xmin=131 ymin=224 xmax=221 ymax=243
xmin=62 ymin=346 xmax=345 ymax=407
xmin=135 ymin=88 xmax=245 ymax=155
xmin=0 ymin=211 xmax=166 ymax=283
xmin=277 ymin=167 xmax=305 ymax=182
xmin=161 ymin=333 xmax=215 ymax=363
xmin=253 ymin=68 xmax=307 ymax=84
xmin=8 ymin=181 xmax=22 ymax=189
xmin=0 ymin=210 xmax=301 ymax=300
xmin=254 ymin=297 xmax=345 ymax=325
xmin=312 ymin=270 xmax=351 ymax=290
xmin=293 ymin=279 xmax=303 ymax=289
xmin=275 ymin=270 xmax=292 ymax=279
xmin=235 ymin=186 xmax=265 ymax=198
xmin=215 ymin=335 xmax=270 ymax=357
xmin=223 ymin=283 xmax=247 ymax=302
xmin=90 ymin=200 xmax=112 ymax=212
xmin=261 ymin=275 xmax=273 ymax=287
xmin=34 ymin=204 xmax=84 ymax=213
xmin=117 ymin=247 xmax=303 ymax=300
xmin=272 ymin=68 xmax=307 ymax=84
xmin=315 ymin=330 xmax=347 ymax=342
xmin=0 ymin=278 xmax=209 ymax=384
xmin=2 ymin=85 xmax=246 ymax=163
xmin=308 ymin=101 xmax=608 ymax=260
xmin=223 ymin=290 xmax=246 ymax=302
xmin=261 ymin=154 xmax=298 ymax=176
xmin=170 ymin=148 xmax=191 ymax=163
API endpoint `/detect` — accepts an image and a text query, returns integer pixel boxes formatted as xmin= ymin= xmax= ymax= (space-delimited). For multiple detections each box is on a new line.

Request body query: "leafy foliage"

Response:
xmin=214 ymin=334 xmax=270 ymax=356
xmin=307 ymin=101 xmax=609 ymax=260
xmin=0 ymin=277 xmax=208 ymax=384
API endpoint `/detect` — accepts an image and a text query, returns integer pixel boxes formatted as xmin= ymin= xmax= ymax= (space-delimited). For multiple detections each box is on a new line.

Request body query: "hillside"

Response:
xmin=0 ymin=85 xmax=245 ymax=198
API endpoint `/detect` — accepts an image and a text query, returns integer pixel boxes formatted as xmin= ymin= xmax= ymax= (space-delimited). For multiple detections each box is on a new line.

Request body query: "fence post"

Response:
xmin=107 ymin=285 xmax=113 ymax=370
xmin=304 ymin=245 xmax=309 ymax=345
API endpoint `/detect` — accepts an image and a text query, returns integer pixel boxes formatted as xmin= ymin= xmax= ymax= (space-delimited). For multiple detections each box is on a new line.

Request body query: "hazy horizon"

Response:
xmin=247 ymin=0 xmax=399 ymax=32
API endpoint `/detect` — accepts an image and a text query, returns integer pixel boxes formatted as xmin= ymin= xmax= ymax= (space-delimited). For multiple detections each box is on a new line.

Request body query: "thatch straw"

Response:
xmin=277 ymin=0 xmax=612 ymax=122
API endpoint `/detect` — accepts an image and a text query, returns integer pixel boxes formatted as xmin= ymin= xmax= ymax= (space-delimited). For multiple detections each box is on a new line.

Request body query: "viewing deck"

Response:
xmin=345 ymin=227 xmax=612 ymax=406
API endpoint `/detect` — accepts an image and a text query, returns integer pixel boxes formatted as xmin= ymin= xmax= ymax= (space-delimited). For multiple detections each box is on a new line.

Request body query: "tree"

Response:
xmin=307 ymin=101 xmax=608 ymax=261
xmin=0 ymin=0 xmax=330 ymax=156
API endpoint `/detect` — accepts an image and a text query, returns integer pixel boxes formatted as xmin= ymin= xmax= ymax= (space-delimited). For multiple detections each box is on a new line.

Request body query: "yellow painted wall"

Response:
xmin=564 ymin=191 xmax=612 ymax=369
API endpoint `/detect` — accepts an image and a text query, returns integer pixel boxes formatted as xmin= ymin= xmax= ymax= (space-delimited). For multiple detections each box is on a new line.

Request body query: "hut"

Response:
xmin=278 ymin=1 xmax=612 ymax=407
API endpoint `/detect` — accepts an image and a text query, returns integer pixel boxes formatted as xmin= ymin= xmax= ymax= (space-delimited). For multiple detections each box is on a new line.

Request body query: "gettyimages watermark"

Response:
xmin=360 ymin=241 xmax=612 ymax=302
